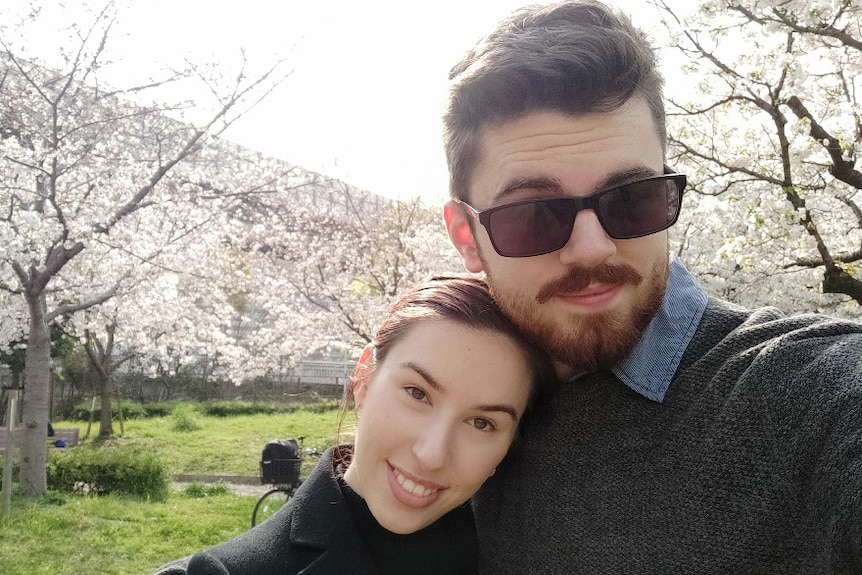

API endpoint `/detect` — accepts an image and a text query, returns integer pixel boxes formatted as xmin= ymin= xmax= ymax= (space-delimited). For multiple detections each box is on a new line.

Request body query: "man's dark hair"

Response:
xmin=444 ymin=0 xmax=666 ymax=201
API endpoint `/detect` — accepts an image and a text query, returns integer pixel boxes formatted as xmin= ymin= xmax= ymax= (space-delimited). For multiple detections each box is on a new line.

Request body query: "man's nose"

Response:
xmin=557 ymin=209 xmax=617 ymax=267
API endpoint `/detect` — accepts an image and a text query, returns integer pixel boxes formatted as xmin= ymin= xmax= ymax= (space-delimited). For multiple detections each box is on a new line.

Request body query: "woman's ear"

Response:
xmin=352 ymin=344 xmax=375 ymax=409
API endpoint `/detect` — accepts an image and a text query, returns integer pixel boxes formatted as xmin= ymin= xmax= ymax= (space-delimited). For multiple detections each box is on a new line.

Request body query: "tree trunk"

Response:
xmin=85 ymin=328 xmax=116 ymax=439
xmin=98 ymin=373 xmax=115 ymax=438
xmin=20 ymin=291 xmax=50 ymax=495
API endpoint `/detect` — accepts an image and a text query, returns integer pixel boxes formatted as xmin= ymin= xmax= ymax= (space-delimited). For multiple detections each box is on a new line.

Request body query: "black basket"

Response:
xmin=261 ymin=458 xmax=301 ymax=486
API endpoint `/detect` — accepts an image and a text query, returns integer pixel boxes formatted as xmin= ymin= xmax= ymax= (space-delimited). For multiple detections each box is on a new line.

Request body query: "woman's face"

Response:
xmin=343 ymin=318 xmax=532 ymax=534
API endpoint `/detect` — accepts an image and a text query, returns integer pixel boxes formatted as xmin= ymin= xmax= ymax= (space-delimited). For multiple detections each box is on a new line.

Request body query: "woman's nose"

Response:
xmin=412 ymin=420 xmax=452 ymax=471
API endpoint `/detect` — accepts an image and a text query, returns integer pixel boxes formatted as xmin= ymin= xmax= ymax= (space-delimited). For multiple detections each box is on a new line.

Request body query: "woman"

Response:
xmin=155 ymin=275 xmax=555 ymax=575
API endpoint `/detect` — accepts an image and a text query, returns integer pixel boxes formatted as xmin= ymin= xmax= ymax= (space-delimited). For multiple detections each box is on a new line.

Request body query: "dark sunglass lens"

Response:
xmin=598 ymin=177 xmax=680 ymax=238
xmin=488 ymin=199 xmax=576 ymax=256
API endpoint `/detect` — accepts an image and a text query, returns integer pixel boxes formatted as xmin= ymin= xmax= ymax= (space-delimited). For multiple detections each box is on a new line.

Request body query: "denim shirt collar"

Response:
xmin=611 ymin=255 xmax=707 ymax=402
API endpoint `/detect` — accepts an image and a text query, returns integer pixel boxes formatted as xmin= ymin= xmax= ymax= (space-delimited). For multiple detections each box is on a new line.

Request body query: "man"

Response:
xmin=442 ymin=1 xmax=862 ymax=573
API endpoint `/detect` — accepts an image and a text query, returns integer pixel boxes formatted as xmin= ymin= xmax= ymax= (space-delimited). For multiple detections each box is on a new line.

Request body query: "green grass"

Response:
xmin=0 ymin=490 xmax=251 ymax=574
xmin=0 ymin=402 xmax=349 ymax=575
xmin=63 ymin=406 xmax=344 ymax=478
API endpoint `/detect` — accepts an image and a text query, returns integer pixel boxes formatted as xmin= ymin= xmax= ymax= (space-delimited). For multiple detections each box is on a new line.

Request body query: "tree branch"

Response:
xmin=726 ymin=4 xmax=862 ymax=53
xmin=84 ymin=330 xmax=110 ymax=380
xmin=47 ymin=278 xmax=123 ymax=321
xmin=784 ymin=95 xmax=862 ymax=191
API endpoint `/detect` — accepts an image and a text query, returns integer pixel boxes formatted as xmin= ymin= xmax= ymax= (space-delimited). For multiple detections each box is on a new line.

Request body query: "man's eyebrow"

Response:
xmin=400 ymin=361 xmax=519 ymax=421
xmin=493 ymin=176 xmax=564 ymax=204
xmin=595 ymin=165 xmax=660 ymax=190
xmin=493 ymin=165 xmax=661 ymax=204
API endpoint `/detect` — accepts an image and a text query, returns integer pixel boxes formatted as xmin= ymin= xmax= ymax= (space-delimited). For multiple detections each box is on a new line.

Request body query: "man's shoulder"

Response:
xmin=695 ymin=297 xmax=862 ymax=352
xmin=682 ymin=297 xmax=862 ymax=404
xmin=681 ymin=297 xmax=862 ymax=404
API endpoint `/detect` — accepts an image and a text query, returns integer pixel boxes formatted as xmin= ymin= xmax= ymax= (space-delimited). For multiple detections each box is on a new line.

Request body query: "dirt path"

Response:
xmin=171 ymin=475 xmax=271 ymax=497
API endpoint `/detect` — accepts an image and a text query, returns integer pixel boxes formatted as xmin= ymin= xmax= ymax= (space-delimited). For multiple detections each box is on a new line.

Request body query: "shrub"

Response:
xmin=41 ymin=491 xmax=68 ymax=505
xmin=117 ymin=402 xmax=147 ymax=419
xmin=142 ymin=402 xmax=177 ymax=418
xmin=67 ymin=400 xmax=147 ymax=422
xmin=301 ymin=399 xmax=341 ymax=414
xmin=182 ymin=481 xmax=230 ymax=498
xmin=62 ymin=398 xmax=343 ymax=421
xmin=199 ymin=400 xmax=280 ymax=417
xmin=171 ymin=404 xmax=202 ymax=432
xmin=47 ymin=445 xmax=168 ymax=500
xmin=199 ymin=399 xmax=341 ymax=417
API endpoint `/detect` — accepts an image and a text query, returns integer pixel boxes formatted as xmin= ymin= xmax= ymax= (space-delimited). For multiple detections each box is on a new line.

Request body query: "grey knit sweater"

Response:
xmin=473 ymin=297 xmax=862 ymax=574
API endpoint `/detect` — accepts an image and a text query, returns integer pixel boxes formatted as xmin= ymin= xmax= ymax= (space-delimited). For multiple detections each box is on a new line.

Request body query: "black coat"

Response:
xmin=155 ymin=448 xmax=379 ymax=575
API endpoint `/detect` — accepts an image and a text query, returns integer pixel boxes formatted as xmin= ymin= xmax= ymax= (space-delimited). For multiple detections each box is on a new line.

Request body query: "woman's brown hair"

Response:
xmin=337 ymin=274 xmax=556 ymax=436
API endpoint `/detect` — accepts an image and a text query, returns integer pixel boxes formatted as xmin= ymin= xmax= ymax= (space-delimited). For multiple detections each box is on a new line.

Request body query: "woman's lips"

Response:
xmin=388 ymin=463 xmax=443 ymax=507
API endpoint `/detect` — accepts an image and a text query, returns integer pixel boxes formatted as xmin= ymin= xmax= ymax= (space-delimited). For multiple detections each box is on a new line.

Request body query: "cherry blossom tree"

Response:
xmin=655 ymin=0 xmax=862 ymax=318
xmin=210 ymin=183 xmax=463 ymax=380
xmin=0 ymin=1 xmax=292 ymax=494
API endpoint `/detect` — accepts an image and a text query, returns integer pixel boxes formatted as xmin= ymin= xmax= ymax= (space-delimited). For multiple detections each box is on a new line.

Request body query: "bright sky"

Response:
xmin=20 ymin=0 xmax=685 ymax=203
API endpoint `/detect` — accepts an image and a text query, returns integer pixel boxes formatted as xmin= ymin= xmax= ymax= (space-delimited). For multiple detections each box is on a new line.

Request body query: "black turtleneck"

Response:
xmin=337 ymin=469 xmax=478 ymax=575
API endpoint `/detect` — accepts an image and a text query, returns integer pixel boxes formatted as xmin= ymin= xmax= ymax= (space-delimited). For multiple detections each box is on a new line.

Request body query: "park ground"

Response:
xmin=0 ymin=401 xmax=341 ymax=574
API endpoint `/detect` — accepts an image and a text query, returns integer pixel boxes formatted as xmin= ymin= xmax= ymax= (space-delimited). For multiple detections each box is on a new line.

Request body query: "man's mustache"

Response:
xmin=536 ymin=264 xmax=643 ymax=303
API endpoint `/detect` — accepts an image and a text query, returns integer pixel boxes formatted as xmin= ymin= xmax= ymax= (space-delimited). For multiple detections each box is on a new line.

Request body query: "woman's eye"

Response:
xmin=468 ymin=417 xmax=496 ymax=432
xmin=405 ymin=386 xmax=428 ymax=403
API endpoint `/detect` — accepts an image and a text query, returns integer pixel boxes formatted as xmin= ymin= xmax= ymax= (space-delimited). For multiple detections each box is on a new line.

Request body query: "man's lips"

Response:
xmin=555 ymin=283 xmax=621 ymax=308
xmin=557 ymin=283 xmax=617 ymax=298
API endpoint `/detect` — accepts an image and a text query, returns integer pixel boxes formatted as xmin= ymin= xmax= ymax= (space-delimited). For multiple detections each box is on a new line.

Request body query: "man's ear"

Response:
xmin=352 ymin=344 xmax=375 ymax=409
xmin=443 ymin=200 xmax=485 ymax=273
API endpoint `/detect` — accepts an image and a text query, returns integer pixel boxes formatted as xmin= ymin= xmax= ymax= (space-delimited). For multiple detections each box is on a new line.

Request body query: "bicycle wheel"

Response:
xmin=251 ymin=488 xmax=292 ymax=527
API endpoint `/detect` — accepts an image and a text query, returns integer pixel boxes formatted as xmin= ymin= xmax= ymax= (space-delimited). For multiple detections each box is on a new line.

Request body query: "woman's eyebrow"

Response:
xmin=475 ymin=403 xmax=518 ymax=421
xmin=400 ymin=361 xmax=519 ymax=421
xmin=399 ymin=361 xmax=443 ymax=392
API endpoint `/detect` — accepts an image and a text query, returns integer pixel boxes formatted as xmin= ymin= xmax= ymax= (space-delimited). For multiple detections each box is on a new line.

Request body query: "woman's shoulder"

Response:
xmin=150 ymin=505 xmax=299 ymax=575
xmin=152 ymin=446 xmax=373 ymax=575
xmin=152 ymin=557 xmax=191 ymax=575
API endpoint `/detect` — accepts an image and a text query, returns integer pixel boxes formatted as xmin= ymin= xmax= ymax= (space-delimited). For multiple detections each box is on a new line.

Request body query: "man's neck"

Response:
xmin=555 ymin=361 xmax=580 ymax=380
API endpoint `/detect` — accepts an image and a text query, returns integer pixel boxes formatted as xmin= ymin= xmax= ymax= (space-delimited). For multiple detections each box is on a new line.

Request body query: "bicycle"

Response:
xmin=250 ymin=436 xmax=323 ymax=527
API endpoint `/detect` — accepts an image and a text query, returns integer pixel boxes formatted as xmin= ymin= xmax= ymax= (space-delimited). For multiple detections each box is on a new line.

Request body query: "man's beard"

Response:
xmin=484 ymin=256 xmax=669 ymax=373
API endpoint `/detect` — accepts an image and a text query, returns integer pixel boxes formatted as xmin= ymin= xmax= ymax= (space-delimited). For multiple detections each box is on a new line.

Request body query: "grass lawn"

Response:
xmin=0 ymin=402 xmax=347 ymax=574
xmin=1 ymin=490 xmax=250 ymax=574
xmin=95 ymin=408 xmax=343 ymax=478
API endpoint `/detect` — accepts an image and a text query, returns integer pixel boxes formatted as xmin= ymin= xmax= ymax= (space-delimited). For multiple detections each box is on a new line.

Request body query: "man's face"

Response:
xmin=444 ymin=98 xmax=670 ymax=377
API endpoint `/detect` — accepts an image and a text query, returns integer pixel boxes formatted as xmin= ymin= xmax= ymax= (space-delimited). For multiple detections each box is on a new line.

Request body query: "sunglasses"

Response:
xmin=456 ymin=172 xmax=687 ymax=257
